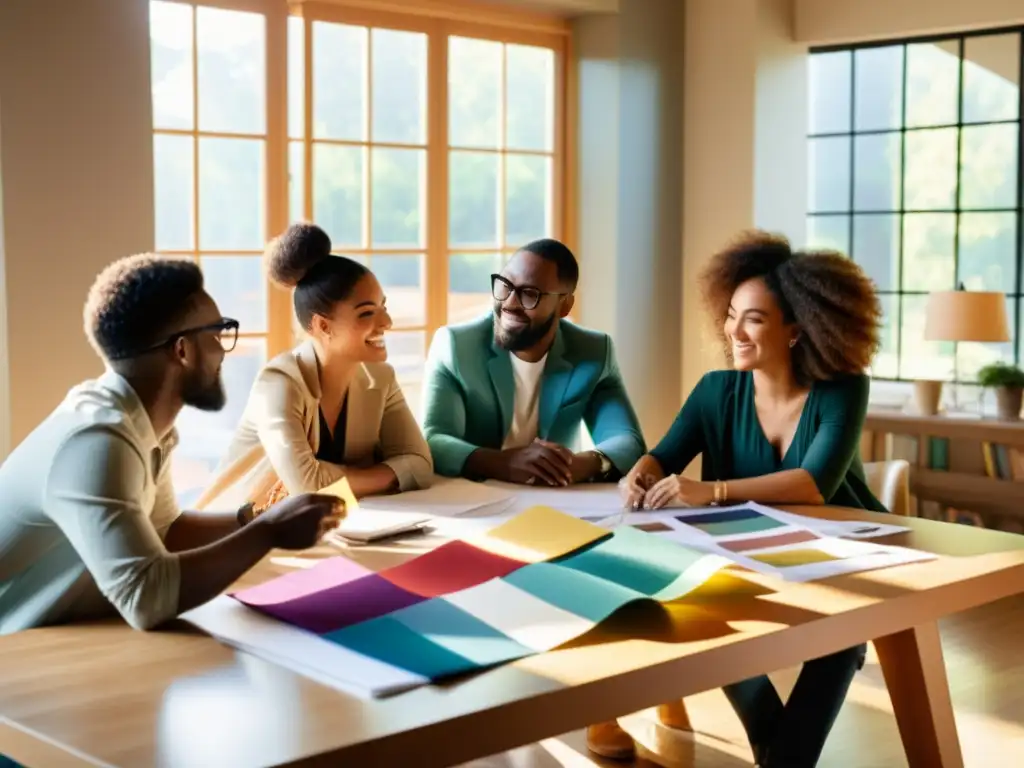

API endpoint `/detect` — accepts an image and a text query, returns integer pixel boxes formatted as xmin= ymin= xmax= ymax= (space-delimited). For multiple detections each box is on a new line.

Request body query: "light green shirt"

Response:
xmin=0 ymin=372 xmax=182 ymax=634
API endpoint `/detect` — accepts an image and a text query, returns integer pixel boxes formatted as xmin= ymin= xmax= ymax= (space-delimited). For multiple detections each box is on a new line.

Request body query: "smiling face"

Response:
xmin=724 ymin=278 xmax=799 ymax=372
xmin=492 ymin=249 xmax=574 ymax=352
xmin=310 ymin=272 xmax=392 ymax=362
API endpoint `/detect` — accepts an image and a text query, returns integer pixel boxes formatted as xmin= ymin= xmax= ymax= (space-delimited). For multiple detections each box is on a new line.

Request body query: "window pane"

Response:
xmin=903 ymin=128 xmax=957 ymax=210
xmin=371 ymin=148 xmax=424 ymax=248
xmin=289 ymin=141 xmax=304 ymax=223
xmin=201 ymin=256 xmax=267 ymax=333
xmin=872 ymin=294 xmax=899 ymax=379
xmin=808 ymin=51 xmax=851 ymax=134
xmin=808 ymin=136 xmax=851 ymax=213
xmin=449 ymin=252 xmax=501 ymax=324
xmin=154 ymin=134 xmax=194 ymax=251
xmin=313 ymin=144 xmax=364 ymax=248
xmin=172 ymin=338 xmax=266 ymax=502
xmin=371 ymin=29 xmax=426 ymax=145
xmin=957 ymin=296 xmax=1015 ymax=381
xmin=370 ymin=254 xmax=423 ymax=327
xmin=313 ymin=22 xmax=367 ymax=141
xmin=505 ymin=154 xmax=551 ymax=247
xmin=963 ymin=34 xmax=1020 ymax=123
xmin=905 ymin=41 xmax=960 ymax=128
xmin=806 ymin=215 xmax=849 ymax=254
xmin=449 ymin=36 xmax=502 ymax=149
xmin=288 ymin=16 xmax=304 ymax=138
xmin=854 ymin=46 xmax=903 ymax=131
xmin=902 ymin=213 xmax=955 ymax=292
xmin=960 ymin=124 xmax=1018 ymax=210
xmin=196 ymin=7 xmax=265 ymax=134
xmin=198 ymin=137 xmax=264 ymax=250
xmin=958 ymin=212 xmax=1018 ymax=291
xmin=450 ymin=151 xmax=499 ymax=247
xmin=853 ymin=214 xmax=900 ymax=292
xmin=150 ymin=1 xmax=193 ymax=130
xmin=900 ymin=294 xmax=953 ymax=380
xmin=506 ymin=44 xmax=555 ymax=151
xmin=386 ymin=330 xmax=426 ymax=421
xmin=853 ymin=133 xmax=901 ymax=211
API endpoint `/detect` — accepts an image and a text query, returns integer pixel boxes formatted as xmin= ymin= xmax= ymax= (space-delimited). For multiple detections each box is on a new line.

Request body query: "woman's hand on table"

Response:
xmin=619 ymin=455 xmax=665 ymax=509
xmin=643 ymin=474 xmax=715 ymax=510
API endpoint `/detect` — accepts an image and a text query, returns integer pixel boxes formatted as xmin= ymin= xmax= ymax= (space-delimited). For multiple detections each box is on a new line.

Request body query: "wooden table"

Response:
xmin=2 ymin=506 xmax=1024 ymax=768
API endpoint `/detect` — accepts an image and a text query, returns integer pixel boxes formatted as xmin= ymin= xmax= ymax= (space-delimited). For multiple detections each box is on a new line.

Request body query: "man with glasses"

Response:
xmin=423 ymin=238 xmax=645 ymax=486
xmin=0 ymin=254 xmax=342 ymax=634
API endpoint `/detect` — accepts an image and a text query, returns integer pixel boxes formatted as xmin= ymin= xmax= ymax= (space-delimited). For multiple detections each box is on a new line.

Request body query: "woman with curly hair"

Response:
xmin=195 ymin=222 xmax=432 ymax=513
xmin=587 ymin=231 xmax=885 ymax=766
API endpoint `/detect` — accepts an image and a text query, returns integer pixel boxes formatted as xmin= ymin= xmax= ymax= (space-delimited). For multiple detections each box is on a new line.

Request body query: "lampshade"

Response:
xmin=923 ymin=290 xmax=1010 ymax=343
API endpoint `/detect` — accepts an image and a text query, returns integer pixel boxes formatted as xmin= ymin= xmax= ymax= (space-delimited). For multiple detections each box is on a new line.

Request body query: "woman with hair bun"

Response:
xmin=195 ymin=223 xmax=432 ymax=512
xmin=587 ymin=230 xmax=885 ymax=766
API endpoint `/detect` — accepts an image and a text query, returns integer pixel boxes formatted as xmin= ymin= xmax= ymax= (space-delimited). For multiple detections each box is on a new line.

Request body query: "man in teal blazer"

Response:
xmin=422 ymin=239 xmax=646 ymax=486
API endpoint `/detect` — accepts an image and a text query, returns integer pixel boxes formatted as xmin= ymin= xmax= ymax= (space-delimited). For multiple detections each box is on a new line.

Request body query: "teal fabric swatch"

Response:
xmin=557 ymin=526 xmax=708 ymax=597
xmin=690 ymin=516 xmax=784 ymax=537
xmin=504 ymin=562 xmax=642 ymax=623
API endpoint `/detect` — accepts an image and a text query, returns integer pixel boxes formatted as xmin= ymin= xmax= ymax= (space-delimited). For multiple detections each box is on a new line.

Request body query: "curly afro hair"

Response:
xmin=699 ymin=230 xmax=882 ymax=386
xmin=84 ymin=253 xmax=205 ymax=362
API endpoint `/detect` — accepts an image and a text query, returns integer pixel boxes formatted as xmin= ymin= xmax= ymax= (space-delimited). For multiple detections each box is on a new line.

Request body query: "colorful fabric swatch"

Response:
xmin=381 ymin=539 xmax=524 ymax=597
xmin=468 ymin=505 xmax=609 ymax=562
xmin=632 ymin=521 xmax=672 ymax=533
xmin=717 ymin=529 xmax=820 ymax=553
xmin=231 ymin=505 xmax=727 ymax=689
xmin=676 ymin=506 xmax=786 ymax=536
xmin=750 ymin=548 xmax=844 ymax=567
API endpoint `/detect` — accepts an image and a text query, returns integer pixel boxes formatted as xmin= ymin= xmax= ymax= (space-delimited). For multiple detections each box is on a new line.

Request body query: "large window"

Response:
xmin=806 ymin=30 xmax=1023 ymax=384
xmin=150 ymin=0 xmax=272 ymax=501
xmin=150 ymin=1 xmax=566 ymax=499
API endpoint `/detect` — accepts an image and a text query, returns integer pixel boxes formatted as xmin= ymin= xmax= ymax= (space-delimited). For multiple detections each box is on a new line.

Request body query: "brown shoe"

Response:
xmin=585 ymin=721 xmax=636 ymax=760
xmin=656 ymin=700 xmax=692 ymax=731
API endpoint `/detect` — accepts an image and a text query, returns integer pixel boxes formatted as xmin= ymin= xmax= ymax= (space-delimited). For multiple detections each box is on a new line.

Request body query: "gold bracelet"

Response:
xmin=721 ymin=480 xmax=728 ymax=504
xmin=712 ymin=480 xmax=723 ymax=505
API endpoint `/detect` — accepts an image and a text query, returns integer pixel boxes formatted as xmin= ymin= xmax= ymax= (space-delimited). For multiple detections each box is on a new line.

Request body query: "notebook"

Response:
xmin=332 ymin=509 xmax=432 ymax=543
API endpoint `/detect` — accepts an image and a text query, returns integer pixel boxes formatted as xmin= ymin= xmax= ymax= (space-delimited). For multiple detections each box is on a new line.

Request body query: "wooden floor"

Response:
xmin=461 ymin=594 xmax=1024 ymax=768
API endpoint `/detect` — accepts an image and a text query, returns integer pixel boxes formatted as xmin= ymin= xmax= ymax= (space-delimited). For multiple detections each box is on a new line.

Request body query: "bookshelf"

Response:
xmin=862 ymin=411 xmax=1024 ymax=532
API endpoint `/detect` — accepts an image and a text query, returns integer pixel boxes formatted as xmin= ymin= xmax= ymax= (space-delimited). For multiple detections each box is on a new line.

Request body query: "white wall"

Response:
xmin=0 ymin=0 xmax=155 ymax=452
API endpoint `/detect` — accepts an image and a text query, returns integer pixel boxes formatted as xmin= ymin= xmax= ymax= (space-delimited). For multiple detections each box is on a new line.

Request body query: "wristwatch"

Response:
xmin=591 ymin=451 xmax=613 ymax=482
xmin=236 ymin=502 xmax=256 ymax=528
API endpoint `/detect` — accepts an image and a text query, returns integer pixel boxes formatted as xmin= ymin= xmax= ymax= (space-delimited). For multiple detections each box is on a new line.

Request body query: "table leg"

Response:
xmin=874 ymin=622 xmax=963 ymax=768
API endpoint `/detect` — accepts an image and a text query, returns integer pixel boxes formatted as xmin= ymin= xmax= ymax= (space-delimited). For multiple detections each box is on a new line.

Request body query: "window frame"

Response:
xmin=807 ymin=26 xmax=1024 ymax=385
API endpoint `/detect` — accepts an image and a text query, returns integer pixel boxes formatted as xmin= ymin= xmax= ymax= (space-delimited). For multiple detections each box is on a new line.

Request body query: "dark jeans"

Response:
xmin=722 ymin=643 xmax=867 ymax=768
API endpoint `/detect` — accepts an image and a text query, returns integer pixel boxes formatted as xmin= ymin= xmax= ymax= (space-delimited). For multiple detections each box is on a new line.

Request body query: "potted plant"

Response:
xmin=977 ymin=361 xmax=1024 ymax=421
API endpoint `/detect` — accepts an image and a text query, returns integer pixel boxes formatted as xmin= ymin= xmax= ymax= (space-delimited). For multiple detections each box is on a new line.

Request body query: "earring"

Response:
xmin=789 ymin=338 xmax=797 ymax=348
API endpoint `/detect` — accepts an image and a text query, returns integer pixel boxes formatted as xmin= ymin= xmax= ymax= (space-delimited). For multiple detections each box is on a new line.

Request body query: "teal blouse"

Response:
xmin=649 ymin=371 xmax=885 ymax=512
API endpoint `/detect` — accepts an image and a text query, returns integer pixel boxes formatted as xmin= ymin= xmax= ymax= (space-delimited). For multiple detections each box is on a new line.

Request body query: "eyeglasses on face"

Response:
xmin=114 ymin=318 xmax=240 ymax=360
xmin=490 ymin=274 xmax=568 ymax=311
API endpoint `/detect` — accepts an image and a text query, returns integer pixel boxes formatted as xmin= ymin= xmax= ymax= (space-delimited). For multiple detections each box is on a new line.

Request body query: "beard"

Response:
xmin=493 ymin=306 xmax=556 ymax=351
xmin=182 ymin=366 xmax=226 ymax=412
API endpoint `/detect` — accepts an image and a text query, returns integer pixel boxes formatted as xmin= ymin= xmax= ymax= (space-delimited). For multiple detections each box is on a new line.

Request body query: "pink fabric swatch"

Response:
xmin=232 ymin=556 xmax=372 ymax=606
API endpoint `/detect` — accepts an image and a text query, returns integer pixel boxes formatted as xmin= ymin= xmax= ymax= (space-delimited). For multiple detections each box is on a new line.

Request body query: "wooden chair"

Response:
xmin=863 ymin=459 xmax=911 ymax=516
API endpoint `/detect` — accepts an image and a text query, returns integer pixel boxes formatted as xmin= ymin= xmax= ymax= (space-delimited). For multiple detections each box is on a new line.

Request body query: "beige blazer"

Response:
xmin=193 ymin=341 xmax=432 ymax=511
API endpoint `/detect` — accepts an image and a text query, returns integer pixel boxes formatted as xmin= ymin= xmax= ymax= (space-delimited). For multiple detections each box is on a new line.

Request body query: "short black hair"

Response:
xmin=84 ymin=254 xmax=205 ymax=362
xmin=265 ymin=223 xmax=370 ymax=330
xmin=519 ymin=238 xmax=579 ymax=291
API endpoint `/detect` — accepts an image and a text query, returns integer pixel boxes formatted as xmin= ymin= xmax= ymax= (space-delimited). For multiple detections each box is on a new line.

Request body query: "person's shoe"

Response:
xmin=655 ymin=699 xmax=693 ymax=731
xmin=585 ymin=721 xmax=636 ymax=760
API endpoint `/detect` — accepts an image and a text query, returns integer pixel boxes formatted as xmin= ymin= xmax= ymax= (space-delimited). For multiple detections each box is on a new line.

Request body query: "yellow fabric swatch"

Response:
xmin=469 ymin=505 xmax=609 ymax=563
xmin=319 ymin=476 xmax=359 ymax=514
xmin=750 ymin=548 xmax=840 ymax=567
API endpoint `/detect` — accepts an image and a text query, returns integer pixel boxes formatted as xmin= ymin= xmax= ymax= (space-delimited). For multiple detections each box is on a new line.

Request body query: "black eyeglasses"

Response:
xmin=113 ymin=318 xmax=240 ymax=360
xmin=490 ymin=274 xmax=568 ymax=311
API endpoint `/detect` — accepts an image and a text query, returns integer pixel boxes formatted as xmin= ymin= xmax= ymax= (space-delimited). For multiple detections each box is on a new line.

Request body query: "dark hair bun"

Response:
xmin=266 ymin=223 xmax=332 ymax=288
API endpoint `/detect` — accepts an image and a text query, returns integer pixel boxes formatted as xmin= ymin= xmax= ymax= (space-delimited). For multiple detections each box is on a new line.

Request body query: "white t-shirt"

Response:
xmin=501 ymin=352 xmax=548 ymax=450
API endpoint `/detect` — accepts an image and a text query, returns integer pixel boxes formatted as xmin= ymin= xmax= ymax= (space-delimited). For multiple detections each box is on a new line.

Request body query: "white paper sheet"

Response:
xmin=181 ymin=596 xmax=427 ymax=699
xmin=358 ymin=477 xmax=515 ymax=518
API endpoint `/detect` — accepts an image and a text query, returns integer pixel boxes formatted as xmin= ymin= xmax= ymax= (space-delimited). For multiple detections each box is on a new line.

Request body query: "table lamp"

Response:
xmin=916 ymin=286 xmax=1010 ymax=415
